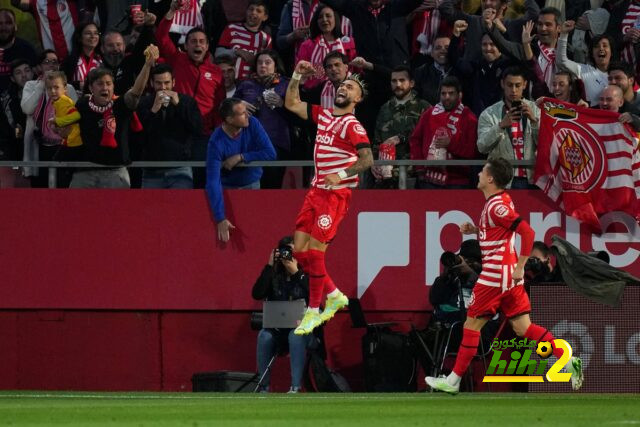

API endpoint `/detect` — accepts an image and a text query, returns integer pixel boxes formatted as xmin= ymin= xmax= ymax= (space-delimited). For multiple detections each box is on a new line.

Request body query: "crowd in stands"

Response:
xmin=0 ymin=0 xmax=638 ymax=190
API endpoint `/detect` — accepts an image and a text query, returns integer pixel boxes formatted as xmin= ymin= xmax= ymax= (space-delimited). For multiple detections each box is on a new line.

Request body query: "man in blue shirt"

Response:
xmin=206 ymin=97 xmax=276 ymax=242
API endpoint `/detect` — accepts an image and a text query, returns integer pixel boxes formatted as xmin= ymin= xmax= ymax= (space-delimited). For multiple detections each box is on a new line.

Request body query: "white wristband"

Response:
xmin=292 ymin=71 xmax=302 ymax=81
xmin=337 ymin=170 xmax=348 ymax=180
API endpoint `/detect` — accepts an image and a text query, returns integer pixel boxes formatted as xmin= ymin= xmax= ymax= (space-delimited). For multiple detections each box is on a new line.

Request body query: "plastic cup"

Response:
xmin=130 ymin=4 xmax=143 ymax=25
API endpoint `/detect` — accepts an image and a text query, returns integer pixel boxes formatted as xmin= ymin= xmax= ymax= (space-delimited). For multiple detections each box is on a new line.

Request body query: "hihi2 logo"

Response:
xmin=483 ymin=339 xmax=573 ymax=383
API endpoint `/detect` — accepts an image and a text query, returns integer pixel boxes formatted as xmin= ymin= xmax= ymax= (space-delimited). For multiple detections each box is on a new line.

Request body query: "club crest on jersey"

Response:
xmin=315 ymin=134 xmax=334 ymax=145
xmin=354 ymin=123 xmax=366 ymax=135
xmin=317 ymin=214 xmax=333 ymax=230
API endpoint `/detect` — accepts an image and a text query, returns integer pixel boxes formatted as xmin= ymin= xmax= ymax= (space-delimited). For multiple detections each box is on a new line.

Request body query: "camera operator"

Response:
xmin=252 ymin=236 xmax=310 ymax=393
xmin=430 ymin=240 xmax=483 ymax=324
xmin=524 ymin=241 xmax=562 ymax=284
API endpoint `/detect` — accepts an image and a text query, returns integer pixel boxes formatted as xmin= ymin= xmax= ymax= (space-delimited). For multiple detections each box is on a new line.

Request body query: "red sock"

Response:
xmin=452 ymin=328 xmax=481 ymax=377
xmin=524 ymin=323 xmax=563 ymax=359
xmin=307 ymin=249 xmax=327 ymax=309
xmin=293 ymin=251 xmax=309 ymax=271
xmin=323 ymin=276 xmax=337 ymax=294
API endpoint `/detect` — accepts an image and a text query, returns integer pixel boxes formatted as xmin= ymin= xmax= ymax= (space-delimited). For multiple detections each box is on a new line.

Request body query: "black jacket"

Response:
xmin=322 ymin=0 xmax=422 ymax=68
xmin=136 ymin=93 xmax=202 ymax=162
xmin=252 ymin=264 xmax=309 ymax=302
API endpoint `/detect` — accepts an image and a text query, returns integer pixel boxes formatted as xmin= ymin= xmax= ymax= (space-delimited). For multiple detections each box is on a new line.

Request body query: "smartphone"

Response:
xmin=511 ymin=100 xmax=522 ymax=110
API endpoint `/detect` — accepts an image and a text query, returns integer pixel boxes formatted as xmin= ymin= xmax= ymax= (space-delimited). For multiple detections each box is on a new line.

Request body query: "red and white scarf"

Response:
xmin=293 ymin=0 xmax=353 ymax=45
xmin=537 ymin=41 xmax=556 ymax=92
xmin=88 ymin=96 xmax=143 ymax=148
xmin=73 ymin=51 xmax=101 ymax=87
xmin=509 ymin=108 xmax=526 ymax=178
xmin=416 ymin=9 xmax=440 ymax=55
xmin=170 ymin=0 xmax=204 ymax=44
xmin=424 ymin=101 xmax=464 ymax=186
xmin=320 ymin=79 xmax=337 ymax=109
xmin=310 ymin=35 xmax=347 ymax=79
xmin=621 ymin=2 xmax=640 ymax=67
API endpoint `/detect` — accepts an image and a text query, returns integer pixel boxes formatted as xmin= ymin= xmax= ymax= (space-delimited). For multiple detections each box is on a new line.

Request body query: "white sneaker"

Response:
xmin=425 ymin=375 xmax=459 ymax=395
xmin=566 ymin=356 xmax=584 ymax=391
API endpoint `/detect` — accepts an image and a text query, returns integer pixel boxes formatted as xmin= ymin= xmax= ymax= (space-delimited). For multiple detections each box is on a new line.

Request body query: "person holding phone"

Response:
xmin=477 ymin=66 xmax=540 ymax=189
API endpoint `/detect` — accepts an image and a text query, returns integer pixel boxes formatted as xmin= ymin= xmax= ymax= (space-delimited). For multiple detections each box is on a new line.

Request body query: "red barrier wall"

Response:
xmin=0 ymin=189 xmax=638 ymax=391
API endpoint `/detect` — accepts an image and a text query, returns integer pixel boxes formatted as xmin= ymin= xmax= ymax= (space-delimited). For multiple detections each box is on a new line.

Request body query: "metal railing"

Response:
xmin=0 ymin=159 xmax=536 ymax=190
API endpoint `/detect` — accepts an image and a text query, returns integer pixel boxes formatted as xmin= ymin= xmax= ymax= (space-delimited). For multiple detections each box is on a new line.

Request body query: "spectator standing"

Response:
xmin=438 ymin=0 xmax=540 ymax=63
xmin=295 ymin=4 xmax=356 ymax=89
xmin=556 ymin=20 xmax=614 ymax=106
xmin=302 ymin=50 xmax=348 ymax=108
xmin=477 ymin=66 xmax=540 ymax=189
xmin=0 ymin=58 xmax=32 ymax=161
xmin=370 ymin=65 xmax=429 ymax=189
xmin=608 ymin=61 xmax=640 ymax=115
xmin=21 ymin=49 xmax=78 ymax=187
xmin=448 ymin=20 xmax=510 ymax=117
xmin=235 ymin=49 xmax=291 ymax=188
xmin=410 ymin=75 xmax=478 ymax=189
xmin=101 ymin=13 xmax=156 ymax=96
xmin=62 ymin=21 xmax=102 ymax=92
xmin=137 ymin=63 xmax=203 ymax=189
xmin=94 ymin=0 xmax=150 ymax=36
xmin=156 ymin=2 xmax=226 ymax=188
xmin=485 ymin=7 xmax=562 ymax=98
xmin=11 ymin=0 xmax=80 ymax=61
xmin=216 ymin=0 xmax=272 ymax=81
xmin=215 ymin=54 xmax=238 ymax=98
xmin=206 ymin=98 xmax=276 ymax=242
xmin=67 ymin=45 xmax=159 ymax=188
xmin=0 ymin=8 xmax=37 ymax=92
xmin=413 ymin=35 xmax=451 ymax=106
xmin=320 ymin=0 xmax=423 ymax=134
xmin=606 ymin=0 xmax=640 ymax=76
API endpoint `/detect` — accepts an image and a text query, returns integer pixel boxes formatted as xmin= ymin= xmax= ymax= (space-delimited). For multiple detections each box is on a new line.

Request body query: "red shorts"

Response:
xmin=467 ymin=284 xmax=531 ymax=319
xmin=295 ymin=187 xmax=351 ymax=243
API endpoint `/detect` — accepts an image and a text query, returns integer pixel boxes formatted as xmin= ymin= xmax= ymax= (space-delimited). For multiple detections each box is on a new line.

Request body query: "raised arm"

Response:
xmin=124 ymin=44 xmax=159 ymax=110
xmin=285 ymin=61 xmax=315 ymax=120
xmin=556 ymin=22 xmax=582 ymax=78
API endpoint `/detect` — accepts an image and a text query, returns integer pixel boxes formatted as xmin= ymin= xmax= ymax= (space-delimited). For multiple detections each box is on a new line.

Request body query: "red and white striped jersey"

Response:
xmin=30 ymin=0 xmax=78 ymax=60
xmin=218 ymin=24 xmax=272 ymax=80
xmin=476 ymin=191 xmax=522 ymax=291
xmin=310 ymin=105 xmax=369 ymax=189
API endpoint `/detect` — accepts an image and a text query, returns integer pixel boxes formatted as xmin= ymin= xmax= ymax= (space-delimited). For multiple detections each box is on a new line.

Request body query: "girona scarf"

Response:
xmin=537 ymin=41 xmax=556 ymax=92
xmin=88 ymin=96 xmax=143 ymax=148
xmin=424 ymin=102 xmax=465 ymax=185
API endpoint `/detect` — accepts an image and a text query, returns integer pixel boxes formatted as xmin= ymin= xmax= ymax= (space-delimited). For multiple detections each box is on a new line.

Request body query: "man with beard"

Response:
xmin=608 ymin=61 xmax=640 ymax=115
xmin=0 ymin=8 xmax=37 ymax=92
xmin=0 ymin=59 xmax=33 ymax=161
xmin=484 ymin=7 xmax=561 ymax=98
xmin=101 ymin=12 xmax=157 ymax=96
xmin=67 ymin=45 xmax=159 ymax=188
xmin=157 ymin=0 xmax=225 ymax=188
xmin=409 ymin=75 xmax=478 ymax=189
xmin=370 ymin=65 xmax=429 ymax=189
xmin=284 ymin=60 xmax=373 ymax=335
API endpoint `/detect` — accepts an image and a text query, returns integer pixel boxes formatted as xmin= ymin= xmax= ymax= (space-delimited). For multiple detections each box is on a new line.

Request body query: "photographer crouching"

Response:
xmin=252 ymin=236 xmax=310 ymax=393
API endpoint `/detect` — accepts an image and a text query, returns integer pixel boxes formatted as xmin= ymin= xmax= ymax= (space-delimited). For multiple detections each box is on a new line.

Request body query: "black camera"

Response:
xmin=440 ymin=251 xmax=462 ymax=268
xmin=524 ymin=256 xmax=550 ymax=278
xmin=275 ymin=245 xmax=293 ymax=262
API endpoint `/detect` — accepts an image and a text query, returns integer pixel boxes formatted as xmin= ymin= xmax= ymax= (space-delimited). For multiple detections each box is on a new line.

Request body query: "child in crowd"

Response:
xmin=46 ymin=71 xmax=82 ymax=147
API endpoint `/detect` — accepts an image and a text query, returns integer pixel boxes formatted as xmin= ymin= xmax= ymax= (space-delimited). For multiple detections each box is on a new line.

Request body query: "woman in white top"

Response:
xmin=556 ymin=20 xmax=615 ymax=106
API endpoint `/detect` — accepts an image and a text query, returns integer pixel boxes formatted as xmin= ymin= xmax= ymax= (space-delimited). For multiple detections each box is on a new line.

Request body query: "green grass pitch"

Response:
xmin=0 ymin=392 xmax=638 ymax=426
